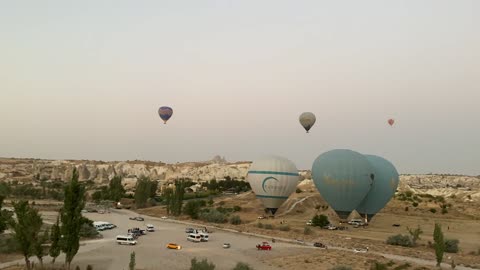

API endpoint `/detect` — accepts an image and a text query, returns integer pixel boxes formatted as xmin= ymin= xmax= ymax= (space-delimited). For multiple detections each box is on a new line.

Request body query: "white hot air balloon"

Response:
xmin=247 ymin=156 xmax=300 ymax=215
xmin=299 ymin=112 xmax=316 ymax=133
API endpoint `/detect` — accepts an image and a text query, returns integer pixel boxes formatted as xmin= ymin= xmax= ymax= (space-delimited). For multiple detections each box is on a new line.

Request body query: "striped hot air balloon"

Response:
xmin=247 ymin=156 xmax=300 ymax=216
xmin=158 ymin=106 xmax=173 ymax=124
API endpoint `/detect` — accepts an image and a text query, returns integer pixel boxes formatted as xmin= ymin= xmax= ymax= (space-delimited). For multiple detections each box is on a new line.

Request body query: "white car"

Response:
xmin=306 ymin=220 xmax=313 ymax=226
xmin=353 ymin=247 xmax=368 ymax=253
xmin=161 ymin=216 xmax=168 ymax=220
xmin=223 ymin=243 xmax=231 ymax=248
xmin=146 ymin=224 xmax=155 ymax=232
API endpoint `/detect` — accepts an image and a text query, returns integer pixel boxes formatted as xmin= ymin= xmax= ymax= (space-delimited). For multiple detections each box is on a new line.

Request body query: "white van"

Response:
xmin=116 ymin=235 xmax=137 ymax=245
xmin=146 ymin=224 xmax=155 ymax=232
xmin=199 ymin=232 xmax=209 ymax=242
xmin=187 ymin=233 xmax=202 ymax=243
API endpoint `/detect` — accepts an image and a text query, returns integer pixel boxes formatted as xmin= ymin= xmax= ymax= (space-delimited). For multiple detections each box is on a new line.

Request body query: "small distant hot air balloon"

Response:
xmin=158 ymin=106 xmax=173 ymax=124
xmin=299 ymin=112 xmax=316 ymax=133
xmin=356 ymin=155 xmax=399 ymax=223
xmin=388 ymin=119 xmax=395 ymax=126
xmin=311 ymin=149 xmax=375 ymax=220
xmin=247 ymin=156 xmax=299 ymax=216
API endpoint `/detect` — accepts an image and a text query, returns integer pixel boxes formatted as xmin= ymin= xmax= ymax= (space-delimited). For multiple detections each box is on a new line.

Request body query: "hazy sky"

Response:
xmin=1 ymin=1 xmax=479 ymax=174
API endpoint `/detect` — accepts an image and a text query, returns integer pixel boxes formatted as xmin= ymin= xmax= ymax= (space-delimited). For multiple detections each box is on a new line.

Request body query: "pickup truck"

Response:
xmin=256 ymin=242 xmax=272 ymax=250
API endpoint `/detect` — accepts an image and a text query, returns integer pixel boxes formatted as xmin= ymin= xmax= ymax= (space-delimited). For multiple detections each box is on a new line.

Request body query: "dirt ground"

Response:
xmin=137 ymin=188 xmax=480 ymax=269
xmin=2 ymin=186 xmax=480 ymax=270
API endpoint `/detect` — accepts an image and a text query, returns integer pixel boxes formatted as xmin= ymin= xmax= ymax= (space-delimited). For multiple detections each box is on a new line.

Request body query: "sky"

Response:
xmin=1 ymin=1 xmax=479 ymax=175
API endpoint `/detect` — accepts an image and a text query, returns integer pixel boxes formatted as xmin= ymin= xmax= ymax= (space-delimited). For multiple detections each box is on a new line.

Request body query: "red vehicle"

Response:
xmin=256 ymin=242 xmax=272 ymax=250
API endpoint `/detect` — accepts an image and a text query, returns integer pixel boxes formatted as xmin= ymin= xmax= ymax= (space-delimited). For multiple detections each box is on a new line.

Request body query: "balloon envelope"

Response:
xmin=299 ymin=112 xmax=316 ymax=133
xmin=311 ymin=149 xmax=374 ymax=219
xmin=356 ymin=155 xmax=399 ymax=222
xmin=388 ymin=119 xmax=394 ymax=126
xmin=158 ymin=106 xmax=173 ymax=124
xmin=247 ymin=156 xmax=299 ymax=215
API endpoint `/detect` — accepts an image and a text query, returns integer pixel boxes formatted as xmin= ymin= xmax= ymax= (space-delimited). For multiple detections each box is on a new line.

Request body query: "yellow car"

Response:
xmin=166 ymin=243 xmax=181 ymax=250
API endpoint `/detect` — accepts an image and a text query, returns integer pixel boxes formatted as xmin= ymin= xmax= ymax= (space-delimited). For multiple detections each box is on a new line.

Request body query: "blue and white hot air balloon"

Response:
xmin=247 ymin=156 xmax=300 ymax=216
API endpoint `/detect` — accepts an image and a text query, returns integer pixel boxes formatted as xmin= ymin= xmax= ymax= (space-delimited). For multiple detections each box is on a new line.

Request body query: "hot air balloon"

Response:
xmin=158 ymin=106 xmax=173 ymax=124
xmin=311 ymin=149 xmax=375 ymax=220
xmin=388 ymin=119 xmax=394 ymax=126
xmin=356 ymin=155 xmax=399 ymax=222
xmin=299 ymin=112 xmax=316 ymax=133
xmin=247 ymin=156 xmax=300 ymax=216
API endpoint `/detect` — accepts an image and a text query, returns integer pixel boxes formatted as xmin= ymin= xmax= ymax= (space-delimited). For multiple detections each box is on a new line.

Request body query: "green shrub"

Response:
xmin=386 ymin=234 xmax=413 ymax=247
xmin=393 ymin=263 xmax=411 ymax=270
xmin=370 ymin=261 xmax=388 ymax=270
xmin=304 ymin=226 xmax=312 ymax=235
xmin=412 ymin=202 xmax=419 ymax=207
xmin=232 ymin=262 xmax=254 ymax=270
xmin=445 ymin=239 xmax=459 ymax=253
xmin=264 ymin=224 xmax=274 ymax=230
xmin=230 ymin=215 xmax=242 ymax=225
xmin=79 ymin=223 xmax=99 ymax=238
xmin=190 ymin=257 xmax=215 ymax=270
xmin=86 ymin=265 xmax=93 ymax=270
xmin=278 ymin=225 xmax=290 ymax=231
xmin=296 ymin=188 xmax=302 ymax=193
xmin=430 ymin=208 xmax=437 ymax=213
xmin=312 ymin=214 xmax=329 ymax=227
xmin=330 ymin=266 xmax=353 ymax=270
xmin=256 ymin=222 xmax=264 ymax=228
xmin=199 ymin=209 xmax=227 ymax=223
xmin=405 ymin=207 xmax=409 ymax=212
xmin=233 ymin=206 xmax=242 ymax=212
xmin=441 ymin=208 xmax=448 ymax=214
xmin=0 ymin=234 xmax=21 ymax=253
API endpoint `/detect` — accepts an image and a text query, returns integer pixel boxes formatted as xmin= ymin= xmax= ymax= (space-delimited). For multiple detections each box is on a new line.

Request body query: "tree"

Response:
xmin=0 ymin=196 xmax=8 ymax=233
xmin=33 ymin=229 xmax=49 ymax=268
xmin=312 ymin=214 xmax=329 ymax=227
xmin=9 ymin=200 xmax=43 ymax=270
xmin=407 ymin=225 xmax=423 ymax=246
xmin=434 ymin=223 xmax=446 ymax=267
xmin=108 ymin=176 xmax=125 ymax=202
xmin=49 ymin=217 xmax=61 ymax=264
xmin=149 ymin=180 xmax=158 ymax=198
xmin=163 ymin=188 xmax=173 ymax=215
xmin=129 ymin=251 xmax=136 ymax=270
xmin=134 ymin=176 xmax=150 ymax=209
xmin=184 ymin=200 xmax=202 ymax=219
xmin=60 ymin=168 xmax=86 ymax=270
xmin=190 ymin=257 xmax=215 ymax=270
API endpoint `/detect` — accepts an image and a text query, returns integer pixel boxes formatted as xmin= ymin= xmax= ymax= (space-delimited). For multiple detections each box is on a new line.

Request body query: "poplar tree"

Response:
xmin=434 ymin=223 xmax=445 ymax=267
xmin=9 ymin=200 xmax=43 ymax=270
xmin=49 ymin=216 xmax=61 ymax=264
xmin=60 ymin=168 xmax=86 ymax=270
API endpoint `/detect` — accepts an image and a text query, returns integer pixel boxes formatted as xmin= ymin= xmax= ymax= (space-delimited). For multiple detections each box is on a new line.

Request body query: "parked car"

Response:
xmin=256 ymin=242 xmax=272 ymax=250
xmin=257 ymin=215 xmax=266 ymax=219
xmin=313 ymin=242 xmax=327 ymax=249
xmin=161 ymin=216 xmax=168 ymax=220
xmin=146 ymin=224 xmax=155 ymax=232
xmin=353 ymin=247 xmax=368 ymax=253
xmin=326 ymin=224 xmax=337 ymax=230
xmin=185 ymin=228 xmax=195 ymax=233
xmin=306 ymin=220 xmax=313 ymax=226
xmin=135 ymin=217 xmax=144 ymax=221
xmin=223 ymin=243 xmax=231 ymax=249
xmin=166 ymin=243 xmax=181 ymax=250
